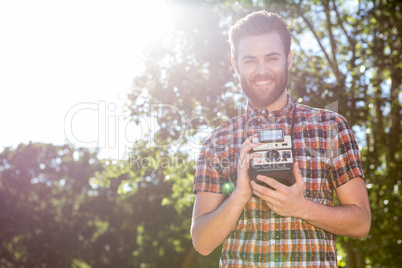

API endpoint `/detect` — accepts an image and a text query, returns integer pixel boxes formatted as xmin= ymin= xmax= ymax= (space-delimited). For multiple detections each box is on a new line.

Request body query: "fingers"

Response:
xmin=239 ymin=152 xmax=262 ymax=169
xmin=255 ymin=162 xmax=302 ymax=191
xmin=238 ymin=134 xmax=262 ymax=171
xmin=239 ymin=134 xmax=260 ymax=161
xmin=251 ymin=162 xmax=305 ymax=217
xmin=293 ymin=161 xmax=304 ymax=185
xmin=253 ymin=175 xmax=283 ymax=192
xmin=252 ymin=178 xmax=279 ymax=201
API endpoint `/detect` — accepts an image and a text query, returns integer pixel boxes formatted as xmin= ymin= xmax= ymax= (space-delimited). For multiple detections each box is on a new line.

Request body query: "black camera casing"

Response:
xmin=249 ymin=129 xmax=295 ymax=189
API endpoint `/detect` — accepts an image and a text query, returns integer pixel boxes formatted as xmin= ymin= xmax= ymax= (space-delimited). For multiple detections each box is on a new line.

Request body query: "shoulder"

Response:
xmin=201 ymin=114 xmax=245 ymax=149
xmin=296 ymin=103 xmax=350 ymax=127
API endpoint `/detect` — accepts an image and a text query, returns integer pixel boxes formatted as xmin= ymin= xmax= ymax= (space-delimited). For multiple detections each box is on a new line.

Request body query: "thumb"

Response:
xmin=293 ymin=161 xmax=304 ymax=184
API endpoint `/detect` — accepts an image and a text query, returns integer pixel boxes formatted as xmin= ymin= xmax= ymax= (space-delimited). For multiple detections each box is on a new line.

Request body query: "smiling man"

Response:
xmin=235 ymin=34 xmax=290 ymax=111
xmin=190 ymin=11 xmax=371 ymax=267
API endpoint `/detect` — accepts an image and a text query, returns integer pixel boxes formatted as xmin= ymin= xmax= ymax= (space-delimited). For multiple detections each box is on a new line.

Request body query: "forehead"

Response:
xmin=237 ymin=32 xmax=286 ymax=60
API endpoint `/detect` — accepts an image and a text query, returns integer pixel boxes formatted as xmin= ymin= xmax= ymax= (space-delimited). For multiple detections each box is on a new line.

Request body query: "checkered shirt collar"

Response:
xmin=245 ymin=93 xmax=296 ymax=119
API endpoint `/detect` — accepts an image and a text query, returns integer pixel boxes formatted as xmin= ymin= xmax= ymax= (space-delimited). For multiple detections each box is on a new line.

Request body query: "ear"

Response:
xmin=287 ymin=51 xmax=293 ymax=71
xmin=231 ymin=57 xmax=239 ymax=74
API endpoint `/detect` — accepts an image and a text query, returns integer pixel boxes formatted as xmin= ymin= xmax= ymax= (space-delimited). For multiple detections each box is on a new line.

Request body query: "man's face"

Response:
xmin=233 ymin=32 xmax=292 ymax=109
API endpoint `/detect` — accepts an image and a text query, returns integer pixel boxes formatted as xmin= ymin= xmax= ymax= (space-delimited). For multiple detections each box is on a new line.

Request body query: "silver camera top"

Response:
xmin=251 ymin=128 xmax=293 ymax=167
xmin=252 ymin=129 xmax=292 ymax=151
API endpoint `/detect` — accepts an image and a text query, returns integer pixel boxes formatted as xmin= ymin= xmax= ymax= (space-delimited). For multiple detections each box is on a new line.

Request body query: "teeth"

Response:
xmin=255 ymin=80 xmax=272 ymax=86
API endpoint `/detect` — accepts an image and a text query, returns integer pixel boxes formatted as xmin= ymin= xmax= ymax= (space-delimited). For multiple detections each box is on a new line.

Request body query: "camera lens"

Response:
xmin=265 ymin=149 xmax=281 ymax=162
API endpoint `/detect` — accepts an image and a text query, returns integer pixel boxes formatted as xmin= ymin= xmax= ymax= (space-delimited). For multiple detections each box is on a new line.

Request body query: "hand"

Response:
xmin=251 ymin=162 xmax=306 ymax=217
xmin=234 ymin=134 xmax=262 ymax=201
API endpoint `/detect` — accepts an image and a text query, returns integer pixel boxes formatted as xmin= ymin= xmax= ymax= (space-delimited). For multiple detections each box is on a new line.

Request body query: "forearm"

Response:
xmin=253 ymin=166 xmax=371 ymax=239
xmin=191 ymin=191 xmax=249 ymax=255
xmin=298 ymin=199 xmax=371 ymax=239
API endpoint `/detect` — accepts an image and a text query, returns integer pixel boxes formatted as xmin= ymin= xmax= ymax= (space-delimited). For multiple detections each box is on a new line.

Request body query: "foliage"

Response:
xmin=126 ymin=0 xmax=401 ymax=267
xmin=0 ymin=143 xmax=102 ymax=267
xmin=0 ymin=0 xmax=400 ymax=267
xmin=0 ymin=143 xmax=194 ymax=267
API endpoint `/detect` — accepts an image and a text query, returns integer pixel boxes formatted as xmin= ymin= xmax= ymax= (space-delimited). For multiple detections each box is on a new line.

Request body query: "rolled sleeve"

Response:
xmin=193 ymin=137 xmax=224 ymax=194
xmin=330 ymin=116 xmax=364 ymax=188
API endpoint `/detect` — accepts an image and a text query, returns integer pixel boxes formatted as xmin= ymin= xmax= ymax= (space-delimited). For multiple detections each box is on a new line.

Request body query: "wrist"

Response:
xmin=231 ymin=188 xmax=252 ymax=205
xmin=296 ymin=198 xmax=312 ymax=220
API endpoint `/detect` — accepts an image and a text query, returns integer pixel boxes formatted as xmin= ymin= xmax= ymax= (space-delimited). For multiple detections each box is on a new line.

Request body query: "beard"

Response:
xmin=239 ymin=67 xmax=288 ymax=109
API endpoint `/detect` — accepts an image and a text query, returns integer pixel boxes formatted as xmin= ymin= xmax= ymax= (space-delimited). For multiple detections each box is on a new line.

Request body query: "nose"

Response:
xmin=255 ymin=60 xmax=269 ymax=75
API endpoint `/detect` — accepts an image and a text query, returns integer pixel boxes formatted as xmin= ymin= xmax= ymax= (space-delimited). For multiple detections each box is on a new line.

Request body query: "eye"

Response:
xmin=244 ymin=59 xmax=256 ymax=64
xmin=267 ymin=57 xmax=278 ymax=62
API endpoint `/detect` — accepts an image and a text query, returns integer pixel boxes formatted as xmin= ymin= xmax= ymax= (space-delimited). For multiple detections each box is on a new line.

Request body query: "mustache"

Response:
xmin=252 ymin=74 xmax=276 ymax=80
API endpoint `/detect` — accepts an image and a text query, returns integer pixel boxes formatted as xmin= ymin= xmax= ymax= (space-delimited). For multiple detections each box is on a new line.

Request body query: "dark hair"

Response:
xmin=228 ymin=11 xmax=291 ymax=61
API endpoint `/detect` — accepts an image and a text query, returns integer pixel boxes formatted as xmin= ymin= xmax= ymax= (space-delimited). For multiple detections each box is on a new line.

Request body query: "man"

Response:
xmin=190 ymin=11 xmax=371 ymax=267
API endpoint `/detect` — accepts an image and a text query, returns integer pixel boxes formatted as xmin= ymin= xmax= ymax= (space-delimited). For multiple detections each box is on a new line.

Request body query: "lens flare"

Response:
xmin=223 ymin=182 xmax=235 ymax=195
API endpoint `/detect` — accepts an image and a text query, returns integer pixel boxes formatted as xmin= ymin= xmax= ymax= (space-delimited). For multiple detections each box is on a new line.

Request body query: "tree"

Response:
xmin=0 ymin=141 xmax=207 ymax=267
xmin=125 ymin=0 xmax=401 ymax=266
xmin=91 ymin=143 xmax=196 ymax=268
xmin=0 ymin=143 xmax=102 ymax=267
xmin=2 ymin=1 xmax=399 ymax=267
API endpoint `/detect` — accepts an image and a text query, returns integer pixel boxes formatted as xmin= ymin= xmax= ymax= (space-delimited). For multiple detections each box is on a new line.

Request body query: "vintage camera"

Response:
xmin=249 ymin=128 xmax=295 ymax=189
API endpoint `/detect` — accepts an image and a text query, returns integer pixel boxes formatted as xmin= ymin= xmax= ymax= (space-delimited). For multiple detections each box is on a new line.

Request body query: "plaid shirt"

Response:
xmin=193 ymin=95 xmax=364 ymax=267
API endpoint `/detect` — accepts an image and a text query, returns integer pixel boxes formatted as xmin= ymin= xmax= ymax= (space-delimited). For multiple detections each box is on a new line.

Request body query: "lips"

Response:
xmin=253 ymin=76 xmax=275 ymax=88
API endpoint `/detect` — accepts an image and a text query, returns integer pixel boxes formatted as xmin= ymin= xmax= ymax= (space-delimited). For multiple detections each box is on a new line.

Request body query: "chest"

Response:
xmin=215 ymin=115 xmax=337 ymax=203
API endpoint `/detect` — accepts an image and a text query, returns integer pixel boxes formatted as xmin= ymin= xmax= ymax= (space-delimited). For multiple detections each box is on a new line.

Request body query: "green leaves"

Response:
xmin=1 ymin=1 xmax=400 ymax=267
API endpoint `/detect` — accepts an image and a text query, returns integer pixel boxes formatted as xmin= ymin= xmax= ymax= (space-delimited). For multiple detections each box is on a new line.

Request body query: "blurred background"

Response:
xmin=0 ymin=0 xmax=400 ymax=267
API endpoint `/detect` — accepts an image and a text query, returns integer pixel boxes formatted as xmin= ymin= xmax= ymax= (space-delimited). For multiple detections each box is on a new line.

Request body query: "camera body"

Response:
xmin=249 ymin=128 xmax=295 ymax=189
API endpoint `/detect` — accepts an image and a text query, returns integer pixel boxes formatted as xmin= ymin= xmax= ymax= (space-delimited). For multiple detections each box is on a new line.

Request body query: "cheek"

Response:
xmin=238 ymin=69 xmax=252 ymax=82
xmin=238 ymin=63 xmax=255 ymax=75
xmin=271 ymin=64 xmax=284 ymax=73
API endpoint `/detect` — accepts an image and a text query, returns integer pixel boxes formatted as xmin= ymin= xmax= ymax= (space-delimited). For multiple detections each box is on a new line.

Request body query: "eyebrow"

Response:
xmin=240 ymin=52 xmax=282 ymax=61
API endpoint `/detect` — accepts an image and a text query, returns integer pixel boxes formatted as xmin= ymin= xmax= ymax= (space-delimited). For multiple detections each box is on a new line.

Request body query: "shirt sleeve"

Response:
xmin=329 ymin=115 xmax=364 ymax=188
xmin=193 ymin=135 xmax=225 ymax=194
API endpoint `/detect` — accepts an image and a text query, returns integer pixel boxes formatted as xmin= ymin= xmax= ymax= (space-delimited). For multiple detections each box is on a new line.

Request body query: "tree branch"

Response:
xmin=295 ymin=5 xmax=336 ymax=77
xmin=323 ymin=1 xmax=339 ymax=74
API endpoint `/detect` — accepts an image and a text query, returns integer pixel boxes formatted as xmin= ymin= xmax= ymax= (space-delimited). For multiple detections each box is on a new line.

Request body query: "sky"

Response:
xmin=0 ymin=0 xmax=172 ymax=159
